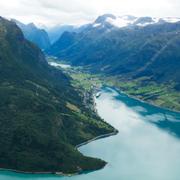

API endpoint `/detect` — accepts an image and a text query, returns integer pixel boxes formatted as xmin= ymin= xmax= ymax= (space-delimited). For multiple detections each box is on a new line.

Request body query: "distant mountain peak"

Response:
xmin=92 ymin=14 xmax=180 ymax=29
xmin=93 ymin=14 xmax=136 ymax=29
xmin=134 ymin=17 xmax=154 ymax=24
xmin=95 ymin=14 xmax=116 ymax=24
xmin=27 ymin=22 xmax=36 ymax=28
xmin=12 ymin=19 xmax=51 ymax=50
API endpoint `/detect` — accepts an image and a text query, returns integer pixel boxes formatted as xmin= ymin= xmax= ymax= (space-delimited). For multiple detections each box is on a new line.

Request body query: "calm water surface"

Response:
xmin=1 ymin=87 xmax=180 ymax=180
xmin=48 ymin=62 xmax=71 ymax=69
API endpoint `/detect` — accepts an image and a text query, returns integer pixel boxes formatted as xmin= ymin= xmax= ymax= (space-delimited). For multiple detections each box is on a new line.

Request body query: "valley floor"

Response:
xmin=48 ymin=57 xmax=180 ymax=112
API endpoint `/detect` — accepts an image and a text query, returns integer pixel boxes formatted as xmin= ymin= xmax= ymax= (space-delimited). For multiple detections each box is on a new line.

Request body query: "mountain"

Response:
xmin=47 ymin=24 xmax=89 ymax=44
xmin=47 ymin=14 xmax=180 ymax=58
xmin=47 ymin=25 xmax=75 ymax=44
xmin=12 ymin=19 xmax=51 ymax=50
xmin=47 ymin=31 xmax=77 ymax=55
xmin=0 ymin=17 xmax=114 ymax=173
xmin=47 ymin=15 xmax=180 ymax=82
xmin=90 ymin=14 xmax=180 ymax=29
xmin=47 ymin=14 xmax=180 ymax=111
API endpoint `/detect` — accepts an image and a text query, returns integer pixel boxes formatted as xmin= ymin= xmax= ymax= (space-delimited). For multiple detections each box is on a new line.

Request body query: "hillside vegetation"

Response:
xmin=0 ymin=17 xmax=114 ymax=174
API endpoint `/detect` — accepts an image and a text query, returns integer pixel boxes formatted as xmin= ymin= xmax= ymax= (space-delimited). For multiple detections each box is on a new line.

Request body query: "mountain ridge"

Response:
xmin=0 ymin=17 xmax=114 ymax=173
xmin=47 ymin=14 xmax=180 ymax=111
xmin=12 ymin=19 xmax=51 ymax=50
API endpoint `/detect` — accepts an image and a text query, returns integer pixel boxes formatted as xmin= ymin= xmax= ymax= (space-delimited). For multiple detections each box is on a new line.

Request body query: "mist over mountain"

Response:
xmin=47 ymin=24 xmax=90 ymax=43
xmin=47 ymin=25 xmax=75 ymax=43
xmin=12 ymin=19 xmax=51 ymax=50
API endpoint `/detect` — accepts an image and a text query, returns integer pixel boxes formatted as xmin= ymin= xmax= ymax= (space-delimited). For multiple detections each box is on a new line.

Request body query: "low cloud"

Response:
xmin=0 ymin=0 xmax=180 ymax=27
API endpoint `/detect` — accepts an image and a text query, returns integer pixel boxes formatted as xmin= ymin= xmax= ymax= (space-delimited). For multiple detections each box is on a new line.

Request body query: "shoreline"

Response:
xmin=75 ymin=130 xmax=118 ymax=149
xmin=106 ymin=86 xmax=180 ymax=114
xmin=0 ymin=131 xmax=118 ymax=177
xmin=0 ymin=89 xmax=118 ymax=177
xmin=0 ymin=168 xmax=79 ymax=177
xmin=48 ymin=58 xmax=180 ymax=114
xmin=0 ymin=168 xmax=58 ymax=175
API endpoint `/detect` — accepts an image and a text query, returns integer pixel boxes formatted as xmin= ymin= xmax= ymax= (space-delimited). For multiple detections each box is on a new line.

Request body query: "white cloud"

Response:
xmin=0 ymin=0 xmax=179 ymax=27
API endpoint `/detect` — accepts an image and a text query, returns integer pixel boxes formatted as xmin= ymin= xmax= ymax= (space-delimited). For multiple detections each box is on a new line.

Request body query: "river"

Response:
xmin=1 ymin=87 xmax=180 ymax=180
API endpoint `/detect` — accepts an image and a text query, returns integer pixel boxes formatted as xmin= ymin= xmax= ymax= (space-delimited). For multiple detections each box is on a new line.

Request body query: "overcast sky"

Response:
xmin=0 ymin=0 xmax=180 ymax=27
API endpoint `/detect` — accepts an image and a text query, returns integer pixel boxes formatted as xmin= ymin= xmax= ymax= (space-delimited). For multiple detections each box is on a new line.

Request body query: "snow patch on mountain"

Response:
xmin=92 ymin=14 xmax=180 ymax=29
xmin=106 ymin=15 xmax=136 ymax=28
xmin=160 ymin=17 xmax=180 ymax=23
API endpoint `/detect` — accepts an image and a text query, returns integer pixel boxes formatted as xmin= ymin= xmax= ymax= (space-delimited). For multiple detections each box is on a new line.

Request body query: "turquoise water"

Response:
xmin=1 ymin=87 xmax=180 ymax=180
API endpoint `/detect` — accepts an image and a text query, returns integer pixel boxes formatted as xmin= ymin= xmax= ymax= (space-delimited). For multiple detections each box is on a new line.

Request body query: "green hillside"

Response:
xmin=0 ymin=17 xmax=114 ymax=174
